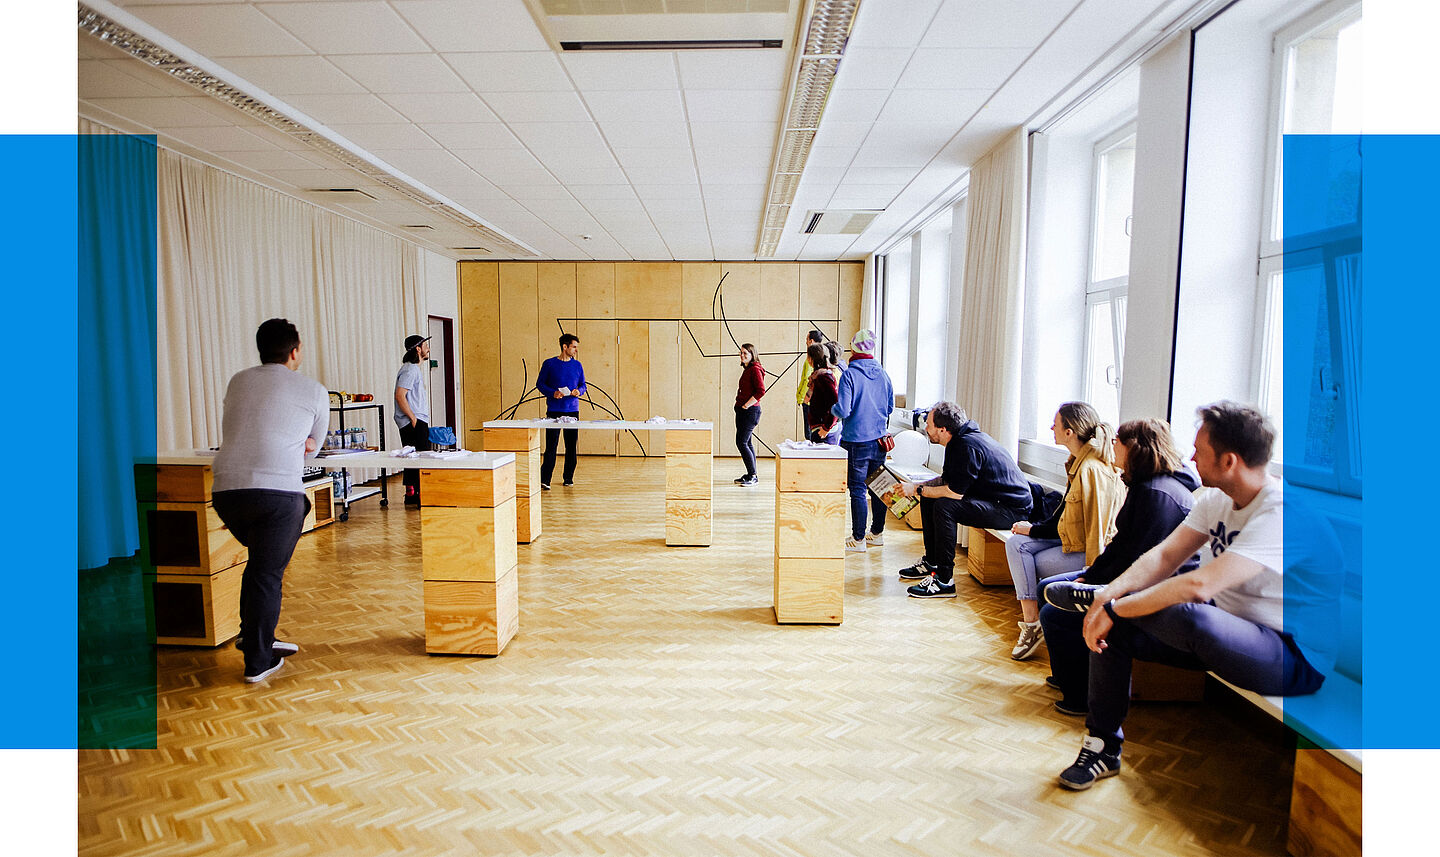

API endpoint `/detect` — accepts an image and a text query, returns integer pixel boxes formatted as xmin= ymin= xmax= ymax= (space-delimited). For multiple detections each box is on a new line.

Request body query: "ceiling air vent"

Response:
xmin=802 ymin=209 xmax=881 ymax=235
xmin=304 ymin=188 xmax=378 ymax=201
xmin=561 ymin=39 xmax=781 ymax=51
xmin=402 ymin=224 xmax=435 ymax=231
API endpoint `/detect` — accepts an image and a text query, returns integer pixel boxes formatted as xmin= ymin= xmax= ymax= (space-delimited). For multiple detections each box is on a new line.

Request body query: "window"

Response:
xmin=912 ymin=213 xmax=952 ymax=410
xmin=879 ymin=241 xmax=911 ymax=400
xmin=1083 ymin=128 xmax=1136 ymax=427
xmin=1255 ymin=1 xmax=1362 ymax=494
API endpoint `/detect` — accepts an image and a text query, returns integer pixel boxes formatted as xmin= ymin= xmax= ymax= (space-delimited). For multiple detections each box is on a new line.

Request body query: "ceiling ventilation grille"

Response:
xmin=802 ymin=209 xmax=880 ymax=235
xmin=757 ymin=0 xmax=861 ymax=257
xmin=77 ymin=4 xmax=537 ymax=259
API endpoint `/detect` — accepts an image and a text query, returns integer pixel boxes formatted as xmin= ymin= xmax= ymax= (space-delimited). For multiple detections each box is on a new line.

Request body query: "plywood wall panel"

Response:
xmin=682 ymin=262 xmax=722 ymax=320
xmin=756 ymin=263 xmax=801 ymax=451
xmin=616 ymin=262 xmax=682 ymax=319
xmin=680 ymin=304 xmax=721 ymax=455
xmin=577 ymin=263 xmax=615 ymax=319
xmin=617 ymin=320 xmax=650 ymax=456
xmin=460 ymin=262 xmax=501 ymax=442
xmin=800 ymin=263 xmax=842 ymax=343
xmin=498 ymin=263 xmax=539 ymax=420
xmin=537 ymin=262 xmax=577 ymax=341
xmin=839 ymin=262 xmax=864 ymax=349
xmin=576 ymin=319 xmax=617 ymax=454
xmin=649 ymin=321 xmax=681 ymax=455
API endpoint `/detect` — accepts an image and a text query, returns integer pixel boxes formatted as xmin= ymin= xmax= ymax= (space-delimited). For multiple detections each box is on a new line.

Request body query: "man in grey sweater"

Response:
xmin=211 ymin=319 xmax=329 ymax=683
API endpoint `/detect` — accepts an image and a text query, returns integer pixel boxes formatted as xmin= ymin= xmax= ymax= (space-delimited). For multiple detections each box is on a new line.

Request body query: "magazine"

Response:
xmin=867 ymin=467 xmax=920 ymax=519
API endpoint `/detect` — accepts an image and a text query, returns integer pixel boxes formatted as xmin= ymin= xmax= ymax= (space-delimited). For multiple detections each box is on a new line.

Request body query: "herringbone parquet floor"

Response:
xmin=80 ymin=457 xmax=1294 ymax=856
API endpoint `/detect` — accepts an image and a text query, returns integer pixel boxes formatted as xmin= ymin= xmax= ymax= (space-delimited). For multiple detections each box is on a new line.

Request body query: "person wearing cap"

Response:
xmin=536 ymin=333 xmax=587 ymax=488
xmin=211 ymin=318 xmax=329 ymax=683
xmin=831 ymin=329 xmax=895 ymax=553
xmin=394 ymin=334 xmax=432 ymax=506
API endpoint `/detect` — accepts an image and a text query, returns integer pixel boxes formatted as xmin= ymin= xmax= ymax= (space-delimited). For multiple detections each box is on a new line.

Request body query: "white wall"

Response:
xmin=422 ymin=250 xmax=462 ymax=433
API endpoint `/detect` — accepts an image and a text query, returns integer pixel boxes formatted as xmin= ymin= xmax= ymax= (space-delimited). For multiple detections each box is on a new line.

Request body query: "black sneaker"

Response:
xmin=1057 ymin=736 xmax=1121 ymax=790
xmin=541 ymin=482 xmax=551 ymax=490
xmin=563 ymin=480 xmax=575 ymax=486
xmin=907 ymin=578 xmax=956 ymax=599
xmin=243 ymin=657 xmax=285 ymax=684
xmin=1044 ymin=675 xmax=1062 ymax=690
xmin=1053 ymin=699 xmax=1087 ymax=717
xmin=897 ymin=559 xmax=934 ymax=580
xmin=739 ymin=474 xmax=758 ymax=486
xmin=1044 ymin=581 xmax=1104 ymax=612
xmin=235 ymin=638 xmax=300 ymax=656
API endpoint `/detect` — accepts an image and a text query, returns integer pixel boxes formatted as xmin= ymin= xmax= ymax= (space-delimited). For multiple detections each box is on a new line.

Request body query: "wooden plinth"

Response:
xmin=966 ymin=527 xmax=1011 ymax=586
xmin=664 ymin=431 xmax=712 ymax=546
xmin=149 ymin=562 xmax=243 ymax=647
xmin=1288 ymin=746 xmax=1362 ymax=857
xmin=485 ymin=427 xmax=542 ymax=543
xmin=421 ymin=464 xmax=519 ymax=655
xmin=773 ymin=450 xmax=847 ymax=624
xmin=303 ymin=479 xmax=335 ymax=532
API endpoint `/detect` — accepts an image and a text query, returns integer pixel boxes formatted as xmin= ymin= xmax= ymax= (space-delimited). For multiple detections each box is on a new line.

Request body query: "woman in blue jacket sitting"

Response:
xmin=1037 ymin=418 xmax=1201 ymax=715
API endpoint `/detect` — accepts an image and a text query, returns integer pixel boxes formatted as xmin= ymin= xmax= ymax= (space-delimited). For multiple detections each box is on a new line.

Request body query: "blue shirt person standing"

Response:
xmin=831 ymin=329 xmax=895 ymax=553
xmin=535 ymin=333 xmax=587 ymax=489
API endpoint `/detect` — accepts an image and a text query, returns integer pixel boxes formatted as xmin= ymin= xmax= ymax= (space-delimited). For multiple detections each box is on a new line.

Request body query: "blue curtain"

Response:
xmin=78 ymin=134 xmax=157 ymax=571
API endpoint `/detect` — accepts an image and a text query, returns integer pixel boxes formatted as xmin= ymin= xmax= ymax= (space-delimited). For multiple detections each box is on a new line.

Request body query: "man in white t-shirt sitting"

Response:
xmin=1043 ymin=401 xmax=1339 ymax=790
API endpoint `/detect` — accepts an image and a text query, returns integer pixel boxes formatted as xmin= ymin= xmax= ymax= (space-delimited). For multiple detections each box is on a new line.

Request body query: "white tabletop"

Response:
xmin=483 ymin=419 xmax=713 ymax=431
xmin=149 ymin=449 xmax=514 ymax=470
xmin=317 ymin=450 xmax=513 ymax=470
xmin=775 ymin=443 xmax=849 ymax=460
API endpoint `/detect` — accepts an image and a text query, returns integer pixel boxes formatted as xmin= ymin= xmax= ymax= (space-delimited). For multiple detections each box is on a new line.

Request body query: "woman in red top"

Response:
xmin=734 ymin=343 xmax=766 ymax=486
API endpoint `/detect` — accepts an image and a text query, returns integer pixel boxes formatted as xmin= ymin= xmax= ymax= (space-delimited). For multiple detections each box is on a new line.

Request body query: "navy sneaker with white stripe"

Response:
xmin=1058 ymin=736 xmax=1121 ymax=790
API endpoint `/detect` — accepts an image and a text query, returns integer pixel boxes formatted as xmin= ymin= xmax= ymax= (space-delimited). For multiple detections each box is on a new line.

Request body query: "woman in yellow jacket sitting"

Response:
xmin=1005 ymin=402 xmax=1125 ymax=660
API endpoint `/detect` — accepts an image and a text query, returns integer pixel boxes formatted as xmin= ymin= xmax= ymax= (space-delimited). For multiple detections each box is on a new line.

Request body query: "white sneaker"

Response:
xmin=866 ymin=533 xmax=884 ymax=546
xmin=845 ymin=536 xmax=867 ymax=553
xmin=1011 ymin=621 xmax=1045 ymax=660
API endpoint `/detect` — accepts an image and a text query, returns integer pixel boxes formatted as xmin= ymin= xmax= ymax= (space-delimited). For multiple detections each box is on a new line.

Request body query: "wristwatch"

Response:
xmin=1103 ymin=600 xmax=1121 ymax=621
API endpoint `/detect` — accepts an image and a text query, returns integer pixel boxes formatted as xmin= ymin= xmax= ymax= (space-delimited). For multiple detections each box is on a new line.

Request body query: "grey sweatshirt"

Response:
xmin=212 ymin=364 xmax=330 ymax=494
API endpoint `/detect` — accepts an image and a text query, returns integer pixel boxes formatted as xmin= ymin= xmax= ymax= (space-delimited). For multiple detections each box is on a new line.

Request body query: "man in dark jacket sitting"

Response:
xmin=896 ymin=402 xmax=1032 ymax=599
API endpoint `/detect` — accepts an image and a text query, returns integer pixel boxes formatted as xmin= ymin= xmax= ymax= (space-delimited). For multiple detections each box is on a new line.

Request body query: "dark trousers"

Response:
xmin=1038 ymin=571 xmax=1090 ymax=706
xmin=399 ymin=419 xmax=431 ymax=493
xmin=1086 ymin=602 xmax=1326 ymax=753
xmin=541 ymin=410 xmax=578 ymax=484
xmin=920 ymin=495 xmax=1026 ymax=583
xmin=212 ymin=489 xmax=308 ymax=675
xmin=840 ymin=439 xmax=887 ymax=541
xmin=735 ymin=405 xmax=761 ymax=477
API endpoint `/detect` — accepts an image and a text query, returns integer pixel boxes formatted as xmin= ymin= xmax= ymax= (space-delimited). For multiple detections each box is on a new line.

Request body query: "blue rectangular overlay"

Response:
xmin=0 ymin=137 xmax=80 ymax=748
xmin=76 ymin=133 xmax=159 ymax=750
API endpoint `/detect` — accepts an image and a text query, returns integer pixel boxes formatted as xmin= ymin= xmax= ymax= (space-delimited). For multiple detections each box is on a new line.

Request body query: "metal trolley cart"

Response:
xmin=325 ymin=399 xmax=390 ymax=521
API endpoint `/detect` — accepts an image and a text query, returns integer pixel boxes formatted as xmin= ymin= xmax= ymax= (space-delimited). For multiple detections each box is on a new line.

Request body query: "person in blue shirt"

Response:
xmin=535 ymin=333 xmax=587 ymax=488
xmin=831 ymin=329 xmax=895 ymax=553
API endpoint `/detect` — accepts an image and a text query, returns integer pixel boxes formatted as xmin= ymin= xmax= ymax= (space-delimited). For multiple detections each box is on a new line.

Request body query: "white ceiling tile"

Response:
xmin=818 ymin=89 xmax=890 ymax=124
xmin=163 ymin=125 xmax=283 ymax=152
xmin=810 ymin=121 xmax=873 ymax=149
xmin=283 ymin=92 xmax=408 ymax=125
xmin=369 ymin=148 xmax=483 ymax=184
xmin=633 ymin=184 xmax=702 ymax=201
xmin=482 ymin=91 xmax=592 ymax=124
xmin=569 ymin=185 xmax=638 ymax=202
xmin=493 ymin=182 xmax=572 ymax=200
xmin=833 ymin=48 xmax=915 ymax=91
xmin=381 ymin=93 xmax=499 ymax=124
xmin=922 ymin=0 xmax=1078 ymax=49
xmin=122 ymin=4 xmax=314 ymax=57
xmin=878 ymin=89 xmax=988 ymax=126
xmin=795 ymin=164 xmax=846 ymax=187
xmin=329 ymin=123 xmax=442 ymax=151
xmin=586 ymin=197 xmax=648 ymax=214
xmin=508 ymin=121 xmax=607 ymax=152
xmin=392 ymin=0 xmax=550 ymax=53
xmin=583 ymin=90 xmax=686 ymax=125
xmin=213 ymin=55 xmax=365 ymax=96
xmin=451 ymin=146 xmax=540 ymax=174
xmin=78 ymin=61 xmax=171 ymax=99
xmin=219 ymin=148 xmax=333 ymax=171
xmin=683 ymin=90 xmax=782 ymax=124
xmin=562 ymin=52 xmax=679 ymax=91
xmin=444 ymin=52 xmax=573 ymax=92
xmin=546 ymin=163 xmax=630 ymax=186
xmin=688 ymin=121 xmax=775 ymax=150
xmin=840 ymin=166 xmax=916 ymax=187
xmin=676 ymin=51 xmax=788 ymax=90
xmin=898 ymin=48 xmax=1030 ymax=90
xmin=85 ymin=97 xmax=236 ymax=129
xmin=597 ymin=121 xmax=690 ymax=149
xmin=483 ymin=165 xmax=561 ymax=187
xmin=257 ymin=2 xmax=432 ymax=54
xmin=851 ymin=123 xmax=955 ymax=167
xmin=328 ymin=54 xmax=470 ymax=94
xmin=623 ymin=162 xmax=700 ymax=184
xmin=421 ymin=122 xmax=521 ymax=149
xmin=805 ymin=146 xmax=860 ymax=169
xmin=848 ymin=0 xmax=946 ymax=49
xmin=641 ymin=197 xmax=706 ymax=214
xmin=613 ymin=147 xmax=695 ymax=170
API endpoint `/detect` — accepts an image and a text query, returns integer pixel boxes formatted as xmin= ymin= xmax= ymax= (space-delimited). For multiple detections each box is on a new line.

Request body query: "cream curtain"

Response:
xmin=954 ymin=128 xmax=1028 ymax=454
xmin=155 ymin=148 xmax=426 ymax=457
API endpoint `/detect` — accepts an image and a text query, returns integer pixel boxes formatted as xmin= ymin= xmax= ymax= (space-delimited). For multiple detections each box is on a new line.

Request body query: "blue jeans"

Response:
xmin=1005 ymin=534 xmax=1085 ymax=601
xmin=1087 ymin=602 xmax=1326 ymax=753
xmin=840 ymin=439 xmax=887 ymax=541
